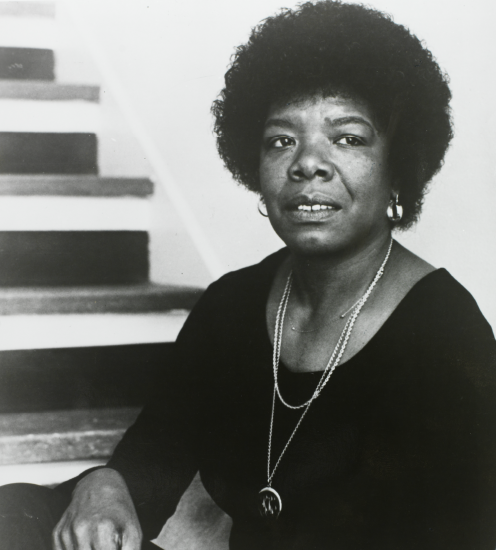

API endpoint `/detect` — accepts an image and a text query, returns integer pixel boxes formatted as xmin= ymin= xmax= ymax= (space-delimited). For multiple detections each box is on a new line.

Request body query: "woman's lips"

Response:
xmin=286 ymin=202 xmax=341 ymax=221
xmin=296 ymin=204 xmax=336 ymax=212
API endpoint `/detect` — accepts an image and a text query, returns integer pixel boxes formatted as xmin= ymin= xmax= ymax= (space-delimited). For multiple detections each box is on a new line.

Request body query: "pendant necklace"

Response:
xmin=259 ymin=239 xmax=393 ymax=521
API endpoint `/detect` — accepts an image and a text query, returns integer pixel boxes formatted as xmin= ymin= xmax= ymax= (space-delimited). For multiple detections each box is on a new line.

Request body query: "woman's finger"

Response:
xmin=121 ymin=524 xmax=142 ymax=550
xmin=52 ymin=520 xmax=73 ymax=550
xmin=92 ymin=519 xmax=124 ymax=550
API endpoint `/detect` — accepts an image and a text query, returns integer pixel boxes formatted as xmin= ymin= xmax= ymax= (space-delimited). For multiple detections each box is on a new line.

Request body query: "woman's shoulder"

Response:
xmin=385 ymin=242 xmax=493 ymax=342
xmin=203 ymin=247 xmax=289 ymax=300
xmin=396 ymin=267 xmax=495 ymax=344
xmin=179 ymin=248 xmax=288 ymax=334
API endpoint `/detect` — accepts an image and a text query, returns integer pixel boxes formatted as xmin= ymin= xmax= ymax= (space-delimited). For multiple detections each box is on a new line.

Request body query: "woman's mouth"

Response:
xmin=297 ymin=204 xmax=337 ymax=212
xmin=288 ymin=203 xmax=341 ymax=222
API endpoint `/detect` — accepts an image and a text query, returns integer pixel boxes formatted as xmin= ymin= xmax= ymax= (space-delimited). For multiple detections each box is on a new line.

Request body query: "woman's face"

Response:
xmin=259 ymin=94 xmax=392 ymax=257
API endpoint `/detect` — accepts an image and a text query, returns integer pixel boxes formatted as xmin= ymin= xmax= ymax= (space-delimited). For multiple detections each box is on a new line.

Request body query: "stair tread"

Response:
xmin=0 ymin=132 xmax=97 ymax=174
xmin=0 ymin=46 xmax=54 ymax=81
xmin=0 ymin=2 xmax=55 ymax=18
xmin=0 ymin=283 xmax=203 ymax=314
xmin=0 ymin=231 xmax=148 ymax=286
xmin=0 ymin=407 xmax=139 ymax=436
xmin=0 ymin=407 xmax=139 ymax=465
xmin=0 ymin=175 xmax=153 ymax=196
xmin=0 ymin=80 xmax=99 ymax=101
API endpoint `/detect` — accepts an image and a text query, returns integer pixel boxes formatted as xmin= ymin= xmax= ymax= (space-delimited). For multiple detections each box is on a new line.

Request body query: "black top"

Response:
xmin=103 ymin=249 xmax=496 ymax=549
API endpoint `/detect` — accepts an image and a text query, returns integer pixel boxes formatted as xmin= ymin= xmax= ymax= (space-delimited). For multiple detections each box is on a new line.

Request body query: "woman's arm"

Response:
xmin=53 ymin=277 xmax=226 ymax=545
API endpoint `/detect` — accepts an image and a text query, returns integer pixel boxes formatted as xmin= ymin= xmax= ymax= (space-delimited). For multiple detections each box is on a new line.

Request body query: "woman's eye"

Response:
xmin=335 ymin=136 xmax=364 ymax=146
xmin=269 ymin=136 xmax=295 ymax=149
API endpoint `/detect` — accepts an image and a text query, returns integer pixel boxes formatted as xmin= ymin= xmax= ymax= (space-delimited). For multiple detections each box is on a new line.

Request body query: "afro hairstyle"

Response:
xmin=212 ymin=0 xmax=453 ymax=229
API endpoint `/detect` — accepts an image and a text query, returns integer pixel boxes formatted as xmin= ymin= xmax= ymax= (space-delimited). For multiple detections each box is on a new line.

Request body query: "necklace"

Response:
xmin=259 ymin=238 xmax=393 ymax=521
xmin=290 ymin=289 xmax=373 ymax=333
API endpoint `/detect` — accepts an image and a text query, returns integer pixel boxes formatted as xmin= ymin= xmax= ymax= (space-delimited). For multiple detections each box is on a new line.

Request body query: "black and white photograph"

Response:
xmin=0 ymin=0 xmax=495 ymax=548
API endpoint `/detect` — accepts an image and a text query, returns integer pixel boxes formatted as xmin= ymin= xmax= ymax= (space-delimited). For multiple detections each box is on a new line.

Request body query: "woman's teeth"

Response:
xmin=297 ymin=204 xmax=335 ymax=211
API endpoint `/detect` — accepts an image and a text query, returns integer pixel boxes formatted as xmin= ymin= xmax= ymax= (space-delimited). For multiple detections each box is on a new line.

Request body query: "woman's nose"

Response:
xmin=288 ymin=143 xmax=334 ymax=182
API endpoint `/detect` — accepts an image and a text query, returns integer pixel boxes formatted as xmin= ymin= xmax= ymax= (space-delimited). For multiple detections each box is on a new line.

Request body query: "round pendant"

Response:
xmin=259 ymin=486 xmax=282 ymax=520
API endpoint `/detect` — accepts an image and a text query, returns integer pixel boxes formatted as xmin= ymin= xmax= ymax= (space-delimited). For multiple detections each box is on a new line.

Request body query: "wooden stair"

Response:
xmin=0 ymin=46 xmax=54 ymax=79
xmin=0 ymin=0 xmax=203 ymax=488
xmin=0 ymin=175 xmax=152 ymax=196
xmin=0 ymin=284 xmax=201 ymax=314
xmin=0 ymin=408 xmax=141 ymax=465
xmin=0 ymin=80 xmax=99 ymax=101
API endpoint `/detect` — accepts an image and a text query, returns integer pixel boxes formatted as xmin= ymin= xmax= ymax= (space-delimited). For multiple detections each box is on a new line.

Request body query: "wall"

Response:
xmin=63 ymin=0 xmax=496 ymax=329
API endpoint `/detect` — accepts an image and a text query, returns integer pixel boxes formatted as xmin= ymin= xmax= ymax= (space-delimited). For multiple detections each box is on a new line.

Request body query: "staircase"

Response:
xmin=0 ymin=3 xmax=234 ymax=548
xmin=0 ymin=1 xmax=204 ymax=486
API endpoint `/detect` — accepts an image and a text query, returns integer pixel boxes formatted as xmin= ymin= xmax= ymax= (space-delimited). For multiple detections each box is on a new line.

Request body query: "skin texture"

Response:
xmin=262 ymin=94 xmax=434 ymax=373
xmin=52 ymin=468 xmax=142 ymax=550
xmin=260 ymin=94 xmax=392 ymax=257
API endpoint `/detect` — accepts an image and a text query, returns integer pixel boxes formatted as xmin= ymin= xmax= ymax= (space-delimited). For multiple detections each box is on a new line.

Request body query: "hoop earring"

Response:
xmin=387 ymin=192 xmax=403 ymax=222
xmin=258 ymin=198 xmax=269 ymax=218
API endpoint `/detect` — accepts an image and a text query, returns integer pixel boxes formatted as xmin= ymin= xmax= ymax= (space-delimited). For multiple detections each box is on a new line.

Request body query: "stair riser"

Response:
xmin=0 ymin=99 xmax=100 ymax=133
xmin=0 ymin=312 xmax=187 ymax=350
xmin=0 ymin=47 xmax=54 ymax=80
xmin=0 ymin=3 xmax=56 ymax=18
xmin=0 ymin=343 xmax=175 ymax=413
xmin=0 ymin=460 xmax=103 ymax=487
xmin=0 ymin=197 xmax=150 ymax=231
xmin=0 ymin=132 xmax=97 ymax=174
xmin=0 ymin=17 xmax=57 ymax=50
xmin=0 ymin=231 xmax=148 ymax=285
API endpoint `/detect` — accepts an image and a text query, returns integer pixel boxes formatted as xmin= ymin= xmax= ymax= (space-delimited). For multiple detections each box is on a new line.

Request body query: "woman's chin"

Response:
xmin=284 ymin=233 xmax=345 ymax=257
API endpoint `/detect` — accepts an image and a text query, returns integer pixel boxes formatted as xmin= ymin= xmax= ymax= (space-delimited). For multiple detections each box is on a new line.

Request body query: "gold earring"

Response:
xmin=258 ymin=198 xmax=269 ymax=218
xmin=387 ymin=192 xmax=403 ymax=222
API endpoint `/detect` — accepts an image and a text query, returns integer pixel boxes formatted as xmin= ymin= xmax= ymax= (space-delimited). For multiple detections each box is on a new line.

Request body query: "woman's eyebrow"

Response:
xmin=325 ymin=116 xmax=375 ymax=132
xmin=264 ymin=118 xmax=296 ymax=130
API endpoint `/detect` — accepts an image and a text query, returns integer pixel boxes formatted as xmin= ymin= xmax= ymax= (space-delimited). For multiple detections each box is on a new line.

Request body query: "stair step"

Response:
xmin=0 ymin=2 xmax=55 ymax=18
xmin=0 ymin=407 xmax=140 ymax=465
xmin=0 ymin=46 xmax=54 ymax=80
xmin=0 ymin=132 xmax=97 ymax=174
xmin=0 ymin=80 xmax=99 ymax=101
xmin=0 ymin=283 xmax=202 ymax=315
xmin=0 ymin=175 xmax=153 ymax=196
xmin=0 ymin=312 xmax=188 ymax=351
xmin=0 ymin=99 xmax=100 ymax=132
xmin=0 ymin=231 xmax=148 ymax=285
xmin=0 ymin=196 xmax=151 ymax=230
xmin=0 ymin=459 xmax=103 ymax=487
xmin=0 ymin=343 xmax=176 ymax=413
xmin=0 ymin=15 xmax=57 ymax=50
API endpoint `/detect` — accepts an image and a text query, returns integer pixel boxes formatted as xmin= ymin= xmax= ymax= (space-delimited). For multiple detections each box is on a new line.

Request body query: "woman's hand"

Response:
xmin=52 ymin=468 xmax=142 ymax=550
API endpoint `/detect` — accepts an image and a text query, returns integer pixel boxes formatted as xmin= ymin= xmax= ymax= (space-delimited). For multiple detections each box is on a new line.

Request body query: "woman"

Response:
xmin=2 ymin=1 xmax=496 ymax=549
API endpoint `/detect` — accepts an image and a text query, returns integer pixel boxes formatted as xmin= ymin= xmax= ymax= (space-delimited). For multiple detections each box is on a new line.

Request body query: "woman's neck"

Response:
xmin=288 ymin=233 xmax=393 ymax=312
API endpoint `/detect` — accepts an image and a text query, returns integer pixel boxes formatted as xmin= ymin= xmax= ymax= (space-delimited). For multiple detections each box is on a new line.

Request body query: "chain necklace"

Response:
xmin=290 ymin=279 xmax=379 ymax=333
xmin=259 ymin=238 xmax=393 ymax=521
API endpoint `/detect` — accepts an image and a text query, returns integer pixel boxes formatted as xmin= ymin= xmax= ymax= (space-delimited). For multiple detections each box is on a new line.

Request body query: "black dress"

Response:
xmin=95 ymin=249 xmax=496 ymax=549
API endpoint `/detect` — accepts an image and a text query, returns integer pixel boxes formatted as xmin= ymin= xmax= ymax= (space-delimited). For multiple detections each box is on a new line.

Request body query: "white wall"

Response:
xmin=64 ymin=0 xmax=496 ymax=329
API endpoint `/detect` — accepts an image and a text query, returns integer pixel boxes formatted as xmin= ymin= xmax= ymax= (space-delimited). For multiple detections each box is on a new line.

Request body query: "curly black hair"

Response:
xmin=212 ymin=0 xmax=453 ymax=229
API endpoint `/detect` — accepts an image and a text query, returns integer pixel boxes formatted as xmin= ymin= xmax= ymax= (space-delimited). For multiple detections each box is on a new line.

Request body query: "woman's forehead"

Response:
xmin=265 ymin=93 xmax=377 ymax=129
